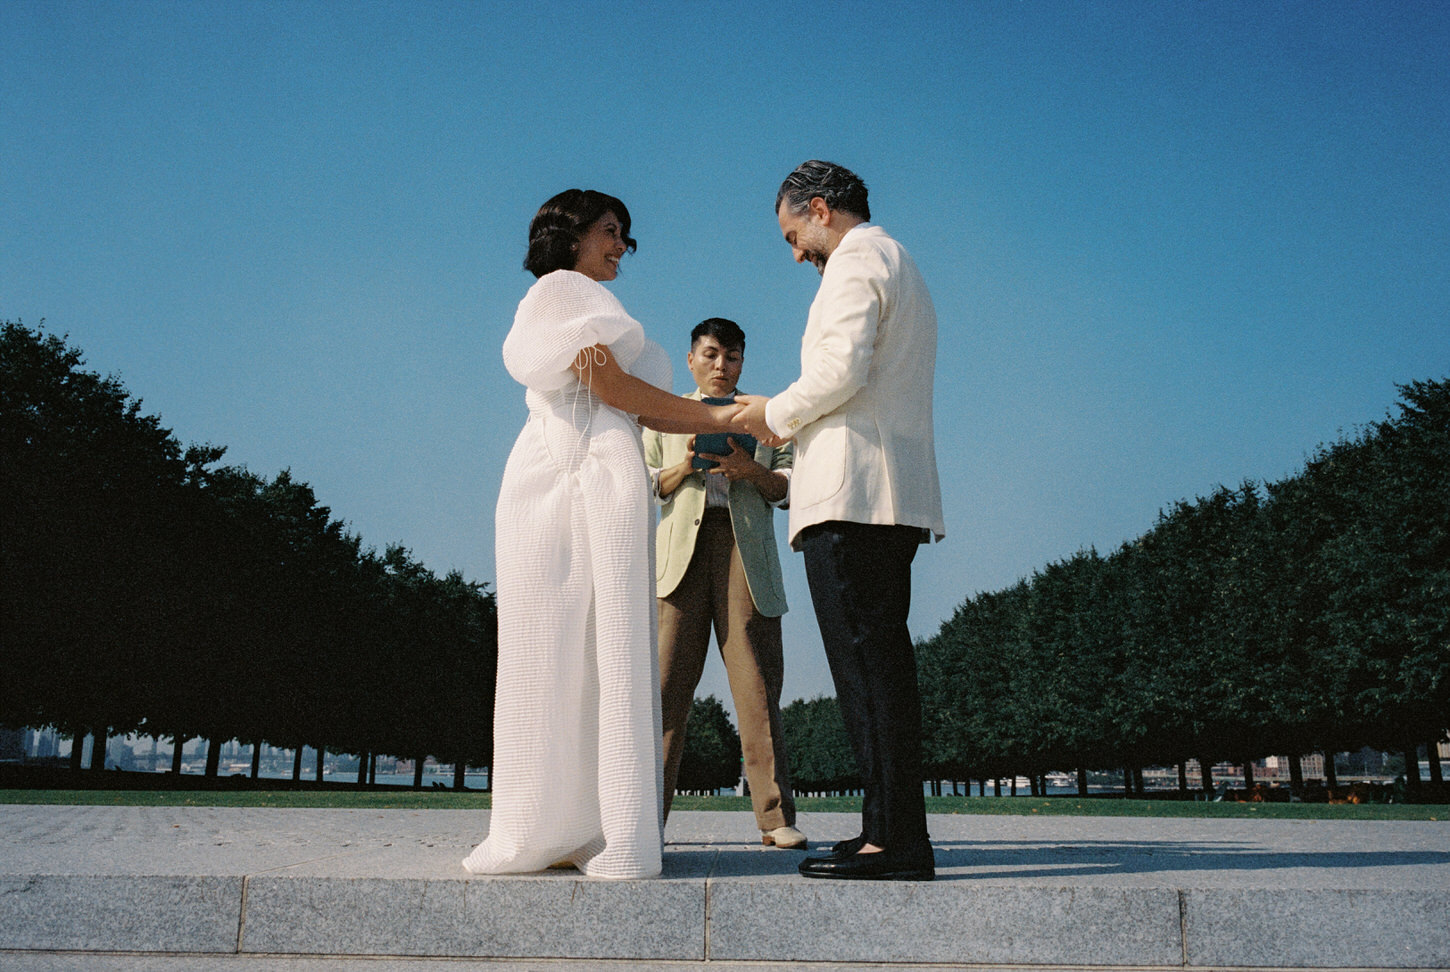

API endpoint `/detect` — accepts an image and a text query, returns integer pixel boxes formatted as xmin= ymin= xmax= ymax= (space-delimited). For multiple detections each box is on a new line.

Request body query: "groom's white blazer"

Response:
xmin=765 ymin=223 xmax=945 ymax=549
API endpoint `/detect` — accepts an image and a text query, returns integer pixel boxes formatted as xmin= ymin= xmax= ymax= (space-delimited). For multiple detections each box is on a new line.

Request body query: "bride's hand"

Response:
xmin=710 ymin=400 xmax=746 ymax=430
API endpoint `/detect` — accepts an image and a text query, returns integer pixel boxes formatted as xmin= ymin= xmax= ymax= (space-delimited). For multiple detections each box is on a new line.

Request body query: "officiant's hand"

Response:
xmin=698 ymin=437 xmax=788 ymax=502
xmin=655 ymin=439 xmax=699 ymax=500
xmin=698 ymin=438 xmax=755 ymax=481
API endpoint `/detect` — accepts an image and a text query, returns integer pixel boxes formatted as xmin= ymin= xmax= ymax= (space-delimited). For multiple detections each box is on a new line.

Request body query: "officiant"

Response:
xmin=643 ymin=317 xmax=806 ymax=850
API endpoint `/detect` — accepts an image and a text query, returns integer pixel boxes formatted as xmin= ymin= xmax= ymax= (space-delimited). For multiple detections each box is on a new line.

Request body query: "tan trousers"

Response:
xmin=659 ymin=509 xmax=796 ymax=831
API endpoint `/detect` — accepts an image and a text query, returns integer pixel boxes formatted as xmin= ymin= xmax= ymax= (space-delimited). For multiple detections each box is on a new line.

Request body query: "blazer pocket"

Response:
xmin=793 ymin=422 xmax=848 ymax=508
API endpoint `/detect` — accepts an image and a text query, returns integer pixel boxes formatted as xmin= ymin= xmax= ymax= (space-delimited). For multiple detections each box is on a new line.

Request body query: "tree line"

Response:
xmin=911 ymin=377 xmax=1448 ymax=797
xmin=2 ymin=321 xmax=497 ymax=785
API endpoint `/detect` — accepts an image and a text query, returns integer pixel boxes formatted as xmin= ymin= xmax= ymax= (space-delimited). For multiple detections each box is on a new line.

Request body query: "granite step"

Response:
xmin=2 ymin=806 xmax=1448 ymax=968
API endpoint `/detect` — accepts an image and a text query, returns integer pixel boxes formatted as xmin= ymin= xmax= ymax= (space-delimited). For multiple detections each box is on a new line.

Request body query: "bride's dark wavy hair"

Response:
xmin=523 ymin=189 xmax=637 ymax=278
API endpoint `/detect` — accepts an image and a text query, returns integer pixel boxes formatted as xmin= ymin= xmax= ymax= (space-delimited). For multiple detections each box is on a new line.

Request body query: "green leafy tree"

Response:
xmin=3 ymin=321 xmax=500 ymax=782
xmin=2 ymin=321 xmax=194 ymax=753
xmin=674 ymin=695 xmax=741 ymax=794
xmin=1316 ymin=382 xmax=1450 ymax=764
xmin=780 ymin=695 xmax=857 ymax=794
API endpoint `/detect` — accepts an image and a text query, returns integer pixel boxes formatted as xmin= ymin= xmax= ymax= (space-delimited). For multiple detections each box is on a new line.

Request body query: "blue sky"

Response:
xmin=4 ymin=0 xmax=1447 ymax=715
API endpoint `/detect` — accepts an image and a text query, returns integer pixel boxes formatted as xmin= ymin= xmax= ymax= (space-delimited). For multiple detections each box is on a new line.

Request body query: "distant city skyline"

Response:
xmin=4 ymin=1 xmax=1447 ymax=714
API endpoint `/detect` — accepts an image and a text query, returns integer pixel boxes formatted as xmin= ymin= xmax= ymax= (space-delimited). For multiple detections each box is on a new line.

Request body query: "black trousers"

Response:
xmin=800 ymin=520 xmax=930 ymax=854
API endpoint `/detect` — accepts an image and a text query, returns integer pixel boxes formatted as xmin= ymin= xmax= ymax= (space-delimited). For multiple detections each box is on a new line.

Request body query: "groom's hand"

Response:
xmin=731 ymin=395 xmax=789 ymax=447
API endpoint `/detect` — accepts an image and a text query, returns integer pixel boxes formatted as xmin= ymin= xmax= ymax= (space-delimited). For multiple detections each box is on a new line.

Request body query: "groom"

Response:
xmin=734 ymin=160 xmax=945 ymax=881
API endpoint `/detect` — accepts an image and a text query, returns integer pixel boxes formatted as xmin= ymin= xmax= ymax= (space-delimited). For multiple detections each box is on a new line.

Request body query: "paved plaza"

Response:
xmin=2 ymin=805 xmax=1448 ymax=970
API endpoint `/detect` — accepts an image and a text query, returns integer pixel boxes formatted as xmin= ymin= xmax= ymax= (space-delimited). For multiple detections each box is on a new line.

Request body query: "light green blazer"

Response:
xmin=643 ymin=391 xmax=793 ymax=617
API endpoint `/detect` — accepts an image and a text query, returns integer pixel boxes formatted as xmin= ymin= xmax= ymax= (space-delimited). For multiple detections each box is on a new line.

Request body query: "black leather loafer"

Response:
xmin=797 ymin=848 xmax=934 ymax=881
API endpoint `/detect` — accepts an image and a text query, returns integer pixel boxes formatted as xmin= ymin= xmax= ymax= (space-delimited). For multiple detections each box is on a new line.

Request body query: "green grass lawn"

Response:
xmin=2 ymin=789 xmax=1444 ymax=819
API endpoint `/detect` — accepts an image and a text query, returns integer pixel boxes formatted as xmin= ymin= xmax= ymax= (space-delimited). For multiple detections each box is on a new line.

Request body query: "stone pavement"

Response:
xmin=2 ymin=805 xmax=1448 ymax=970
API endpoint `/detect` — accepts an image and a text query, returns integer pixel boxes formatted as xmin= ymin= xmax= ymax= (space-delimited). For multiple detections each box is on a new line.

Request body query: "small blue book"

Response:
xmin=693 ymin=396 xmax=757 ymax=470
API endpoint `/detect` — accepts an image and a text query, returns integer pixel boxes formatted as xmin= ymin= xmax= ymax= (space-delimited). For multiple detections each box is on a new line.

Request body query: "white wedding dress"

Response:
xmin=463 ymin=269 xmax=669 ymax=879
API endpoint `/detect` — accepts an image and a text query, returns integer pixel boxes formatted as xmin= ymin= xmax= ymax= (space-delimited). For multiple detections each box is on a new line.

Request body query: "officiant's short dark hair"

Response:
xmin=524 ymin=189 xmax=637 ymax=278
xmin=691 ymin=318 xmax=746 ymax=353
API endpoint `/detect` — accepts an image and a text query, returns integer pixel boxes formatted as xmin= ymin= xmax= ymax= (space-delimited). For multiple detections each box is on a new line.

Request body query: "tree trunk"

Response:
xmin=204 ymin=738 xmax=221 ymax=777
xmin=454 ymin=761 xmax=467 ymax=790
xmin=1077 ymin=766 xmax=1089 ymax=796
xmin=250 ymin=744 xmax=261 ymax=779
xmin=357 ymin=752 xmax=369 ymax=786
xmin=69 ymin=735 xmax=84 ymax=772
xmin=1178 ymin=762 xmax=1189 ymax=794
xmin=292 ymin=747 xmax=304 ymax=781
xmin=1289 ymin=754 xmax=1304 ymax=791
xmin=1403 ymin=744 xmax=1420 ymax=798
xmin=1122 ymin=767 xmax=1132 ymax=795
xmin=315 ymin=745 xmax=325 ymax=781
xmin=1199 ymin=757 xmax=1214 ymax=793
xmin=413 ymin=755 xmax=426 ymax=790
xmin=1324 ymin=752 xmax=1338 ymax=789
xmin=1427 ymin=738 xmax=1444 ymax=786
xmin=1133 ymin=766 xmax=1145 ymax=795
xmin=1242 ymin=759 xmax=1255 ymax=788
xmin=369 ymin=753 xmax=378 ymax=785
xmin=171 ymin=737 xmax=185 ymax=774
xmin=993 ymin=777 xmax=1001 ymax=797
xmin=89 ymin=729 xmax=106 ymax=771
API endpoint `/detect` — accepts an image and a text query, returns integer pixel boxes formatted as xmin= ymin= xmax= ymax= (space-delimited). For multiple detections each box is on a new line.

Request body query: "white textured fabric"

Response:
xmin=463 ymin=270 xmax=669 ymax=879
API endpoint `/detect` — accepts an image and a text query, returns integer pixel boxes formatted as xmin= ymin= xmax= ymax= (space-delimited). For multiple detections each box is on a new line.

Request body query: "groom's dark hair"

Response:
xmin=524 ymin=189 xmax=637 ymax=278
xmin=775 ymin=160 xmax=870 ymax=221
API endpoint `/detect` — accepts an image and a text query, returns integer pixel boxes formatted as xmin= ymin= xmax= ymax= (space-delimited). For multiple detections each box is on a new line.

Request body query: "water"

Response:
xmin=931 ymin=781 xmax=1117 ymax=797
xmin=367 ymin=772 xmax=489 ymax=789
xmin=186 ymin=763 xmax=1185 ymax=797
xmin=189 ymin=764 xmax=491 ymax=789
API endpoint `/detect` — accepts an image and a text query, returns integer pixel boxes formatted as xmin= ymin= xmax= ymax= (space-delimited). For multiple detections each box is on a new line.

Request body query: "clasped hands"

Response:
xmin=727 ymin=394 xmax=789 ymax=447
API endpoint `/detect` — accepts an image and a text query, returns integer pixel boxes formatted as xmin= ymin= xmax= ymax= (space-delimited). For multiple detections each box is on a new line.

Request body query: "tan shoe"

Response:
xmin=761 ymin=825 xmax=808 ymax=849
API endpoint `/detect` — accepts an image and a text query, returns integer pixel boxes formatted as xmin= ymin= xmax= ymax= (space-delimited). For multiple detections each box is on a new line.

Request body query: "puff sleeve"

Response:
xmin=502 ymin=270 xmax=647 ymax=392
